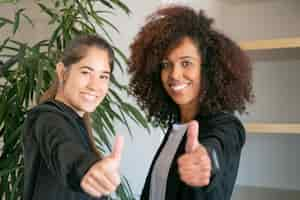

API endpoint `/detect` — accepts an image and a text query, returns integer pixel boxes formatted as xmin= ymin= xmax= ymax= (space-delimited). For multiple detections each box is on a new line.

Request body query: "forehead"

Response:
xmin=75 ymin=46 xmax=111 ymax=72
xmin=165 ymin=37 xmax=201 ymax=60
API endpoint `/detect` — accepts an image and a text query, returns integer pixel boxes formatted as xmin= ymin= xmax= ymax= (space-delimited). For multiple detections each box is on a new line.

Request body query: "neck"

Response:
xmin=54 ymin=94 xmax=84 ymax=117
xmin=179 ymin=103 xmax=199 ymax=123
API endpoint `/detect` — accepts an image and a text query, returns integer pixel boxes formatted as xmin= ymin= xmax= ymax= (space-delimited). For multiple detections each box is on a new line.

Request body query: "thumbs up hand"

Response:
xmin=177 ymin=121 xmax=212 ymax=187
xmin=81 ymin=135 xmax=124 ymax=198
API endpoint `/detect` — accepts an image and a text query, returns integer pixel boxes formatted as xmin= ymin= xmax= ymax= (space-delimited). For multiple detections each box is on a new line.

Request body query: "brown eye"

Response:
xmin=99 ymin=74 xmax=109 ymax=80
xmin=161 ymin=61 xmax=171 ymax=69
xmin=81 ymin=70 xmax=90 ymax=75
xmin=181 ymin=60 xmax=192 ymax=68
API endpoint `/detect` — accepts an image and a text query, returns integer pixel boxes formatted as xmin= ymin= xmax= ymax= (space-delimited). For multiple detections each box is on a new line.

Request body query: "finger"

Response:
xmin=178 ymin=157 xmax=200 ymax=168
xmin=180 ymin=172 xmax=210 ymax=186
xmin=178 ymin=164 xmax=200 ymax=173
xmin=81 ymin=177 xmax=103 ymax=198
xmin=90 ymin=171 xmax=117 ymax=193
xmin=180 ymin=174 xmax=210 ymax=187
xmin=179 ymin=162 xmax=208 ymax=173
xmin=185 ymin=120 xmax=200 ymax=153
xmin=179 ymin=166 xmax=211 ymax=177
xmin=178 ymin=153 xmax=203 ymax=165
xmin=82 ymin=160 xmax=119 ymax=195
xmin=102 ymin=170 xmax=121 ymax=188
xmin=179 ymin=158 xmax=211 ymax=172
xmin=178 ymin=157 xmax=211 ymax=175
xmin=90 ymin=158 xmax=121 ymax=190
xmin=111 ymin=135 xmax=124 ymax=162
xmin=179 ymin=151 xmax=210 ymax=166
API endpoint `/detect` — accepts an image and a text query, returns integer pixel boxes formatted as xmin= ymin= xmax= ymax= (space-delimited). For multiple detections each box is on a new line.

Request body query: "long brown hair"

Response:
xmin=39 ymin=35 xmax=114 ymax=157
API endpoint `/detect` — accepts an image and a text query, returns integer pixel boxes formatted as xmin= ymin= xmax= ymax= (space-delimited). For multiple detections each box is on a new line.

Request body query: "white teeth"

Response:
xmin=82 ymin=93 xmax=96 ymax=101
xmin=171 ymin=84 xmax=188 ymax=91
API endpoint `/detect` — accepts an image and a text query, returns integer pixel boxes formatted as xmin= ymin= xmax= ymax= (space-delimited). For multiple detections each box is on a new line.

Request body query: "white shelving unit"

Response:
xmin=220 ymin=0 xmax=300 ymax=197
xmin=239 ymin=37 xmax=300 ymax=134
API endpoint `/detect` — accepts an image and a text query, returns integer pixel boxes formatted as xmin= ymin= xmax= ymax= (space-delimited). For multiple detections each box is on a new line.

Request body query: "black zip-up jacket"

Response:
xmin=23 ymin=100 xmax=106 ymax=200
xmin=141 ymin=112 xmax=246 ymax=200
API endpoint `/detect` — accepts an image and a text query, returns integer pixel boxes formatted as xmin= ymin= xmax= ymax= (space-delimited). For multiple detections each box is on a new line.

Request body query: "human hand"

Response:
xmin=177 ymin=121 xmax=212 ymax=187
xmin=80 ymin=135 xmax=124 ymax=198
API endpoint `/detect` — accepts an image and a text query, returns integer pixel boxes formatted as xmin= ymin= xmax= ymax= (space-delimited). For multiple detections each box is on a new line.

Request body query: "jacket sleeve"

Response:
xmin=199 ymin=116 xmax=246 ymax=191
xmin=33 ymin=112 xmax=100 ymax=191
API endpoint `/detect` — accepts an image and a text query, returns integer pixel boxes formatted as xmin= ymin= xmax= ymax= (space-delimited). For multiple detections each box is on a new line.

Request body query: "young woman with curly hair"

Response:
xmin=128 ymin=5 xmax=254 ymax=200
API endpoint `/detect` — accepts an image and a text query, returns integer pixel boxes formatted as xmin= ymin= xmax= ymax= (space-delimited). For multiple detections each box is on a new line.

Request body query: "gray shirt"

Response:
xmin=149 ymin=123 xmax=188 ymax=200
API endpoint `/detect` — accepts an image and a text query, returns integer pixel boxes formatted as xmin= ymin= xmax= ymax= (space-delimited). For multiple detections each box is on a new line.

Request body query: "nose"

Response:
xmin=87 ymin=74 xmax=102 ymax=91
xmin=169 ymin=65 xmax=182 ymax=80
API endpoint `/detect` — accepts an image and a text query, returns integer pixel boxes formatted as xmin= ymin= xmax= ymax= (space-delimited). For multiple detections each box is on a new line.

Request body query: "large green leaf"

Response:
xmin=0 ymin=17 xmax=13 ymax=29
xmin=110 ymin=0 xmax=131 ymax=14
xmin=12 ymin=8 xmax=25 ymax=34
xmin=37 ymin=3 xmax=59 ymax=19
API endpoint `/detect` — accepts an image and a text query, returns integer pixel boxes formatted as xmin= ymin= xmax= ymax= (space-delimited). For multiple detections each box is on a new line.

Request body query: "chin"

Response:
xmin=84 ymin=107 xmax=97 ymax=113
xmin=173 ymin=98 xmax=191 ymax=105
xmin=78 ymin=104 xmax=97 ymax=113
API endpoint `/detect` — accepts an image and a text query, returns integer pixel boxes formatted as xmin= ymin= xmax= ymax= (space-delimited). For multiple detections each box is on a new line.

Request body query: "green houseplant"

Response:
xmin=0 ymin=0 xmax=149 ymax=199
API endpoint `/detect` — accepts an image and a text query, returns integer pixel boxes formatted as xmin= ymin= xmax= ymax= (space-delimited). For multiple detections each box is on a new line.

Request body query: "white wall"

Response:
xmin=0 ymin=1 xmax=53 ymax=44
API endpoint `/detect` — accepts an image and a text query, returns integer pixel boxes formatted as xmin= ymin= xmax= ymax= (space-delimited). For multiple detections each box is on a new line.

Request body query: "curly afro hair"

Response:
xmin=128 ymin=5 xmax=254 ymax=127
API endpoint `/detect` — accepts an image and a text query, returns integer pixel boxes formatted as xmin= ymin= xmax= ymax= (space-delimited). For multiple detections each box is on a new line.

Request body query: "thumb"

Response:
xmin=185 ymin=120 xmax=200 ymax=153
xmin=111 ymin=135 xmax=124 ymax=162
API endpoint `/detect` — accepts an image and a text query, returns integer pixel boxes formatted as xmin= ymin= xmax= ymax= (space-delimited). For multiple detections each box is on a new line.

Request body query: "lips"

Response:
xmin=169 ymin=82 xmax=191 ymax=92
xmin=81 ymin=92 xmax=98 ymax=101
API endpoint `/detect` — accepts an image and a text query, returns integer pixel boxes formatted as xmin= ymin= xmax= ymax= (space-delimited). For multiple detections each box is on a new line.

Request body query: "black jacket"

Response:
xmin=141 ymin=112 xmax=246 ymax=200
xmin=22 ymin=100 xmax=105 ymax=200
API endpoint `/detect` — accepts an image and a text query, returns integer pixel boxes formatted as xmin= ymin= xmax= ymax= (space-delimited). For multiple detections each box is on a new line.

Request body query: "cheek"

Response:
xmin=99 ymin=81 xmax=110 ymax=93
xmin=79 ymin=76 xmax=90 ymax=86
xmin=189 ymin=70 xmax=202 ymax=93
xmin=194 ymin=77 xmax=202 ymax=96
xmin=103 ymin=85 xmax=109 ymax=95
xmin=191 ymin=68 xmax=201 ymax=83
xmin=160 ymin=71 xmax=168 ymax=87
xmin=66 ymin=73 xmax=85 ymax=86
xmin=195 ymin=74 xmax=201 ymax=85
xmin=63 ymin=78 xmax=75 ymax=91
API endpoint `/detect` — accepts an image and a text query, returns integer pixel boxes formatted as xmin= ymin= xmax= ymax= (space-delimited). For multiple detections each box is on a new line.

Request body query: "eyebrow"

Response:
xmin=80 ymin=65 xmax=111 ymax=74
xmin=177 ymin=56 xmax=198 ymax=60
xmin=163 ymin=56 xmax=199 ymax=62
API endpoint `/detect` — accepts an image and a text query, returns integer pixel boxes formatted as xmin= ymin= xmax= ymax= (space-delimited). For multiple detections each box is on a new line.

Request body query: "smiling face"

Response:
xmin=55 ymin=46 xmax=111 ymax=116
xmin=160 ymin=37 xmax=202 ymax=122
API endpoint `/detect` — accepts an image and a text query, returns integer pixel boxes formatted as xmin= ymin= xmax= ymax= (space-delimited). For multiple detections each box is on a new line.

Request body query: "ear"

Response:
xmin=56 ymin=62 xmax=65 ymax=84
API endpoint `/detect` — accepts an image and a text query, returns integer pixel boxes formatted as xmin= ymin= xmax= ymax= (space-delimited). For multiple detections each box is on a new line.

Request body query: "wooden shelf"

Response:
xmin=239 ymin=37 xmax=300 ymax=50
xmin=245 ymin=123 xmax=300 ymax=134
